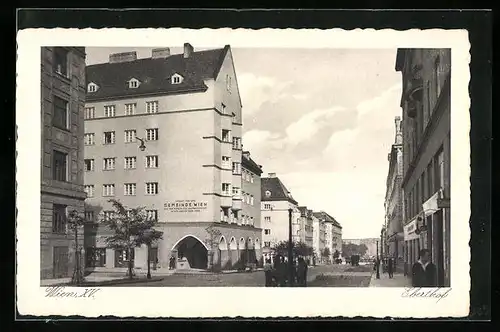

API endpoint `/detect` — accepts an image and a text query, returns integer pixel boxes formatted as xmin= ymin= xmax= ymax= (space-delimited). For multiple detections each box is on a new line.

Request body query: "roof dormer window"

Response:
xmin=265 ymin=190 xmax=272 ymax=198
xmin=171 ymin=73 xmax=184 ymax=85
xmin=128 ymin=78 xmax=140 ymax=89
xmin=87 ymin=82 xmax=99 ymax=93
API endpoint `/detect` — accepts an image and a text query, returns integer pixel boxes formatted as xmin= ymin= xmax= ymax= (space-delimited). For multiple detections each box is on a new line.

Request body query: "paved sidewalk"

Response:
xmin=369 ymin=272 xmax=412 ymax=287
xmin=41 ymin=275 xmax=121 ymax=286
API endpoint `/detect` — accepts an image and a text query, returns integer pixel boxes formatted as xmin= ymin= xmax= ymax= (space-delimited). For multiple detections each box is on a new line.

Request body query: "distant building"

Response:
xmin=395 ymin=48 xmax=451 ymax=286
xmin=312 ymin=213 xmax=326 ymax=262
xmin=383 ymin=116 xmax=404 ymax=264
xmin=260 ymin=173 xmax=299 ymax=262
xmin=40 ymin=47 xmax=87 ymax=280
xmin=83 ymin=44 xmax=261 ymax=273
xmin=313 ymin=211 xmax=342 ymax=262
xmin=297 ymin=206 xmax=314 ymax=248
xmin=343 ymin=238 xmax=379 ymax=258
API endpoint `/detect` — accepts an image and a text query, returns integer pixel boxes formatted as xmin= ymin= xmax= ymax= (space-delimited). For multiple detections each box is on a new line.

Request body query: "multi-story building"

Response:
xmin=297 ymin=206 xmax=314 ymax=248
xmin=241 ymin=151 xmax=264 ymax=263
xmin=40 ymin=47 xmax=87 ymax=281
xmin=313 ymin=211 xmax=342 ymax=262
xmin=396 ymin=48 xmax=451 ymax=286
xmin=312 ymin=212 xmax=326 ymax=263
xmin=384 ymin=116 xmax=404 ymax=268
xmin=260 ymin=173 xmax=299 ymax=262
xmin=83 ymin=44 xmax=261 ymax=273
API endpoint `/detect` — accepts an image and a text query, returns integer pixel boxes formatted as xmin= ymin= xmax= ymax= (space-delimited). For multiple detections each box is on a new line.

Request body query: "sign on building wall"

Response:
xmin=164 ymin=200 xmax=208 ymax=213
xmin=403 ymin=218 xmax=419 ymax=241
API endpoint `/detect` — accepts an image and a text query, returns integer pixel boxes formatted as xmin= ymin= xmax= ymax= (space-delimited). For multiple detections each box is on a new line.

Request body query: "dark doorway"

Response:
xmin=434 ymin=210 xmax=445 ymax=287
xmin=53 ymin=246 xmax=69 ymax=278
xmin=175 ymin=236 xmax=208 ymax=269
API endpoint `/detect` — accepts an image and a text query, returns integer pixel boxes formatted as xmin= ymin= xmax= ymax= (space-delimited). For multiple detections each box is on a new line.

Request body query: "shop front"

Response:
xmin=403 ymin=217 xmax=420 ymax=277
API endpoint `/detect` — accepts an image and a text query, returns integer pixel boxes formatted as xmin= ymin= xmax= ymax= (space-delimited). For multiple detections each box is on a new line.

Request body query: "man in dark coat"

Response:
xmin=388 ymin=257 xmax=394 ymax=278
xmin=296 ymin=257 xmax=308 ymax=287
xmin=412 ymin=249 xmax=437 ymax=287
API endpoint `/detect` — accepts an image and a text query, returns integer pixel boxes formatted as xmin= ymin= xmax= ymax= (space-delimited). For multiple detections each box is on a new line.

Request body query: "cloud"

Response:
xmin=356 ymin=84 xmax=401 ymax=118
xmin=284 ymin=106 xmax=347 ymax=147
xmin=238 ymin=73 xmax=293 ymax=117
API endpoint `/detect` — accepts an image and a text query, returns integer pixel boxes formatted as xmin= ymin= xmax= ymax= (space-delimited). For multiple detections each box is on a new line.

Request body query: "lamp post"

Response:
xmin=288 ymin=208 xmax=294 ymax=287
xmin=376 ymin=240 xmax=380 ymax=279
xmin=144 ymin=229 xmax=153 ymax=279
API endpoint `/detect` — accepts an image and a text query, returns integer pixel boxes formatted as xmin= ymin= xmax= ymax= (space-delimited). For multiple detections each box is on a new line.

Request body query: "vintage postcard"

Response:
xmin=16 ymin=28 xmax=470 ymax=318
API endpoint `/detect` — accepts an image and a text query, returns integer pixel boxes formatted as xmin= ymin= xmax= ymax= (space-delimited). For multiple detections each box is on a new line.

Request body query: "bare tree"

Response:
xmin=67 ymin=210 xmax=86 ymax=285
xmin=205 ymin=224 xmax=222 ymax=271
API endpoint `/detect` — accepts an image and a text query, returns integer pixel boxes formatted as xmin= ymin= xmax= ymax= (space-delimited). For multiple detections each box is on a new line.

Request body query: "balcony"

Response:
xmin=232 ymin=198 xmax=242 ymax=210
xmin=220 ymin=195 xmax=232 ymax=207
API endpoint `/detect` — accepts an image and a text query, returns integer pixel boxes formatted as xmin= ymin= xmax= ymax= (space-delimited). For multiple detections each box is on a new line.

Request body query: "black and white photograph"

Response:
xmin=17 ymin=28 xmax=471 ymax=318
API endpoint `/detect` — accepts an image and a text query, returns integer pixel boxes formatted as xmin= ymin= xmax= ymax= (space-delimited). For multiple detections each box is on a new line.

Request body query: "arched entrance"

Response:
xmin=173 ymin=235 xmax=209 ymax=270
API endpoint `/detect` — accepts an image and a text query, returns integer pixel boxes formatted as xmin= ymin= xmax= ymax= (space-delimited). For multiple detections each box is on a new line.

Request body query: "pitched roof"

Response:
xmin=261 ymin=177 xmax=298 ymax=205
xmin=85 ymin=46 xmax=229 ymax=101
xmin=242 ymin=153 xmax=263 ymax=176
xmin=313 ymin=211 xmax=342 ymax=229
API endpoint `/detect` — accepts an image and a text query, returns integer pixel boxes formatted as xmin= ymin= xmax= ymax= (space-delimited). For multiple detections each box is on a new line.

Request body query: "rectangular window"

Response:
xmin=115 ymin=249 xmax=134 ymax=268
xmin=104 ymin=105 xmax=116 ymax=118
xmin=264 ymin=216 xmax=271 ymax=222
xmin=84 ymin=133 xmax=95 ymax=145
xmin=232 ymin=137 xmax=242 ymax=150
xmin=53 ymin=47 xmax=68 ymax=77
xmin=84 ymin=159 xmax=94 ymax=171
xmin=124 ymin=156 xmax=137 ymax=169
xmin=145 ymin=155 xmax=158 ymax=168
xmin=52 ymin=150 xmax=67 ymax=181
xmin=146 ymin=128 xmax=158 ymax=141
xmin=221 ymin=156 xmax=231 ymax=169
xmin=146 ymin=101 xmax=159 ymax=114
xmin=103 ymin=210 xmax=115 ymax=221
xmin=146 ymin=210 xmax=158 ymax=221
xmin=124 ymin=129 xmax=136 ymax=143
xmin=86 ymin=248 xmax=106 ymax=268
xmin=125 ymin=103 xmax=136 ymax=116
xmin=250 ymin=195 xmax=254 ymax=206
xmin=84 ymin=106 xmax=95 ymax=120
xmin=103 ymin=131 xmax=115 ymax=144
xmin=221 ymin=129 xmax=231 ymax=142
xmin=427 ymin=163 xmax=434 ymax=197
xmin=232 ymin=186 xmax=241 ymax=198
xmin=226 ymin=74 xmax=232 ymax=92
xmin=52 ymin=96 xmax=68 ymax=129
xmin=52 ymin=204 xmax=67 ymax=234
xmin=264 ymin=204 xmax=272 ymax=210
xmin=250 ymin=174 xmax=254 ymax=183
xmin=222 ymin=183 xmax=231 ymax=196
xmin=145 ymin=182 xmax=159 ymax=195
xmin=85 ymin=211 xmax=94 ymax=222
xmin=221 ymin=103 xmax=226 ymax=114
xmin=84 ymin=185 xmax=94 ymax=198
xmin=264 ymin=241 xmax=271 ymax=247
xmin=437 ymin=149 xmax=445 ymax=189
xmin=435 ymin=57 xmax=442 ymax=100
xmin=232 ymin=162 xmax=241 ymax=175
xmin=264 ymin=229 xmax=271 ymax=235
xmin=124 ymin=183 xmax=136 ymax=196
xmin=103 ymin=184 xmax=115 ymax=197
xmin=103 ymin=158 xmax=116 ymax=170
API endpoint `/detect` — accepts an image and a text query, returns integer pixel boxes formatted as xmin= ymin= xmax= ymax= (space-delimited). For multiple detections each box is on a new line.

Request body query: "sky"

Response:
xmin=86 ymin=47 xmax=403 ymax=239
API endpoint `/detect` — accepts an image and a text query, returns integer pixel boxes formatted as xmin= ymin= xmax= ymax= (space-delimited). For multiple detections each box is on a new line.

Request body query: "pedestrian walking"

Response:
xmin=388 ymin=257 xmax=394 ymax=278
xmin=412 ymin=249 xmax=437 ymax=287
xmin=296 ymin=257 xmax=308 ymax=287
xmin=264 ymin=259 xmax=273 ymax=287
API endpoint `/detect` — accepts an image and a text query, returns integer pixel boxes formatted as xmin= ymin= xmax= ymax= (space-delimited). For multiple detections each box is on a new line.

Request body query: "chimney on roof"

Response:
xmin=109 ymin=51 xmax=137 ymax=64
xmin=152 ymin=48 xmax=171 ymax=59
xmin=268 ymin=172 xmax=276 ymax=178
xmin=395 ymin=116 xmax=402 ymax=145
xmin=258 ymin=165 xmax=262 ymax=169
xmin=183 ymin=43 xmax=194 ymax=58
xmin=243 ymin=151 xmax=250 ymax=159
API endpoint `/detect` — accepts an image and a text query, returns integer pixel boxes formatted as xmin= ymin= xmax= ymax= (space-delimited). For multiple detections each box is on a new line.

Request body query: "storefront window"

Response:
xmin=86 ymin=247 xmax=106 ymax=267
xmin=114 ymin=249 xmax=135 ymax=268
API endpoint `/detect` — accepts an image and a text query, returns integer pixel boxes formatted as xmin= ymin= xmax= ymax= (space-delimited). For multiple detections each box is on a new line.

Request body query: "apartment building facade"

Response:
xmin=40 ymin=47 xmax=87 ymax=280
xmin=313 ymin=211 xmax=342 ymax=262
xmin=260 ymin=173 xmax=300 ymax=262
xmin=297 ymin=206 xmax=314 ymax=248
xmin=396 ymin=48 xmax=451 ymax=286
xmin=83 ymin=44 xmax=261 ymax=273
xmin=384 ymin=116 xmax=404 ymax=266
xmin=312 ymin=213 xmax=326 ymax=262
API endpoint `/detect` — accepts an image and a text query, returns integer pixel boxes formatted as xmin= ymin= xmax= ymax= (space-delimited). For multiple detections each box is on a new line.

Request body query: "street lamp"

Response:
xmin=136 ymin=137 xmax=146 ymax=151
xmin=288 ymin=208 xmax=294 ymax=287
xmin=144 ymin=229 xmax=153 ymax=279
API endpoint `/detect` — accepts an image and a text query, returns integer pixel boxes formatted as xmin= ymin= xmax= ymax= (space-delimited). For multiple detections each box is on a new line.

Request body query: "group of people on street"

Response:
xmin=373 ymin=248 xmax=437 ymax=287
xmin=168 ymin=256 xmax=176 ymax=270
xmin=263 ymin=255 xmax=309 ymax=287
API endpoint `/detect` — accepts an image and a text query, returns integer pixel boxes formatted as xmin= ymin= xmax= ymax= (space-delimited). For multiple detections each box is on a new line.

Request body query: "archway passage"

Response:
xmin=174 ymin=236 xmax=208 ymax=269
